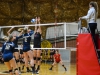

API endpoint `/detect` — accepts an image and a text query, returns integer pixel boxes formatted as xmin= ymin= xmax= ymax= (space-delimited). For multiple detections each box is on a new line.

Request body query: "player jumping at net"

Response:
xmin=19 ymin=26 xmax=35 ymax=74
xmin=7 ymin=27 xmax=23 ymax=74
xmin=33 ymin=17 xmax=42 ymax=74
xmin=2 ymin=34 xmax=19 ymax=75
xmin=49 ymin=50 xmax=67 ymax=71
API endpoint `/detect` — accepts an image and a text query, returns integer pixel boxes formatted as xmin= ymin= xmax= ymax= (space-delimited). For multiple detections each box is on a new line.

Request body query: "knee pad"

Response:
xmin=62 ymin=65 xmax=64 ymax=67
xmin=33 ymin=57 xmax=36 ymax=60
xmin=37 ymin=57 xmax=41 ymax=61
xmin=16 ymin=59 xmax=19 ymax=63
xmin=9 ymin=70 xmax=12 ymax=73
xmin=22 ymin=61 xmax=25 ymax=64
xmin=14 ymin=68 xmax=18 ymax=71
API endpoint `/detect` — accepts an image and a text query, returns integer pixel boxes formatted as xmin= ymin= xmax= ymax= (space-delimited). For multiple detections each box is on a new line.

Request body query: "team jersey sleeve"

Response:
xmin=17 ymin=34 xmax=23 ymax=38
xmin=29 ymin=30 xmax=34 ymax=36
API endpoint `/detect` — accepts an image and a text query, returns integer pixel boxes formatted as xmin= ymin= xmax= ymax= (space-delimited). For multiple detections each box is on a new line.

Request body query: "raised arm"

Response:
xmin=7 ymin=27 xmax=14 ymax=36
xmin=18 ymin=30 xmax=23 ymax=37
xmin=16 ymin=30 xmax=23 ymax=39
xmin=38 ymin=17 xmax=42 ymax=34
xmin=35 ymin=17 xmax=38 ymax=33
xmin=29 ymin=29 xmax=34 ymax=36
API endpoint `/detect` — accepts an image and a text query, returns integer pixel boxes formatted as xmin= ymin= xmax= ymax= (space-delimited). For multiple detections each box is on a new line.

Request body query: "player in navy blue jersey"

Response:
xmin=19 ymin=27 xmax=35 ymax=73
xmin=2 ymin=34 xmax=19 ymax=75
xmin=33 ymin=17 xmax=42 ymax=74
xmin=7 ymin=27 xmax=23 ymax=72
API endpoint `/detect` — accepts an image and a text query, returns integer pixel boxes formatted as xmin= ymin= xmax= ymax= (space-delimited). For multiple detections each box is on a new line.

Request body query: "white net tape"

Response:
xmin=0 ymin=22 xmax=78 ymax=50
xmin=0 ymin=23 xmax=64 ymax=28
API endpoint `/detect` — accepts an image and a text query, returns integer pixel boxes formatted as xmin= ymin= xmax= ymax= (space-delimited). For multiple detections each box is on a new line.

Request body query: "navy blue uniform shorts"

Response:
xmin=13 ymin=49 xmax=19 ymax=53
xmin=3 ymin=53 xmax=13 ymax=62
xmin=34 ymin=45 xmax=41 ymax=50
xmin=20 ymin=50 xmax=23 ymax=54
xmin=23 ymin=47 xmax=31 ymax=52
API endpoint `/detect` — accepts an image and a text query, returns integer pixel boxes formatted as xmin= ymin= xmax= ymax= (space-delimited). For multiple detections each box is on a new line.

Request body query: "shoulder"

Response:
xmin=24 ymin=33 xmax=28 ymax=36
xmin=88 ymin=7 xmax=95 ymax=12
xmin=9 ymin=42 xmax=14 ymax=46
xmin=54 ymin=54 xmax=56 ymax=56
xmin=3 ymin=42 xmax=6 ymax=46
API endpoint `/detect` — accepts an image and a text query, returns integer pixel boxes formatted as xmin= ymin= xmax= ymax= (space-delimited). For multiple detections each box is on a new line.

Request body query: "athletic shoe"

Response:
xmin=19 ymin=71 xmax=21 ymax=75
xmin=49 ymin=68 xmax=52 ymax=70
xmin=65 ymin=68 xmax=67 ymax=71
xmin=32 ymin=73 xmax=34 ymax=75
xmin=32 ymin=70 xmax=36 ymax=74
xmin=22 ymin=66 xmax=24 ymax=70
xmin=27 ymin=69 xmax=32 ymax=72
xmin=36 ymin=70 xmax=39 ymax=74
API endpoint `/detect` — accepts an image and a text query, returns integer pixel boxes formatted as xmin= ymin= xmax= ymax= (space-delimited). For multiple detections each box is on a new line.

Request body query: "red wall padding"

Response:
xmin=77 ymin=34 xmax=100 ymax=75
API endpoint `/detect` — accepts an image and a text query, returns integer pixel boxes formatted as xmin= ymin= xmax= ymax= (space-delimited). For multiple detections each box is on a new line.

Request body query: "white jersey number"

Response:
xmin=5 ymin=44 xmax=10 ymax=50
xmin=24 ymin=37 xmax=27 ymax=42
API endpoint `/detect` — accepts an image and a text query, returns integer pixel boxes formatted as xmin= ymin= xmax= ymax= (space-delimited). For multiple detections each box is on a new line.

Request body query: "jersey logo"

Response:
xmin=5 ymin=42 xmax=14 ymax=50
xmin=5 ymin=44 xmax=10 ymax=50
xmin=23 ymin=33 xmax=31 ymax=42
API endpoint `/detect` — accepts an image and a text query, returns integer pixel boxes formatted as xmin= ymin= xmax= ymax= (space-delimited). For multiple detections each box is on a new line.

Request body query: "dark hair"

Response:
xmin=89 ymin=1 xmax=98 ymax=12
xmin=56 ymin=50 xmax=59 ymax=52
xmin=89 ymin=1 xmax=95 ymax=7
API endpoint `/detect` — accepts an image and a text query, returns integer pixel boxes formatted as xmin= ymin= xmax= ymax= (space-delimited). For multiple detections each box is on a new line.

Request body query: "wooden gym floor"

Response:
xmin=0 ymin=62 xmax=76 ymax=75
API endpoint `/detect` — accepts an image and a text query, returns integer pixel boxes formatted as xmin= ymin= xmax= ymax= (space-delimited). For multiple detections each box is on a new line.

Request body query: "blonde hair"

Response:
xmin=2 ymin=36 xmax=8 ymax=41
xmin=24 ymin=28 xmax=28 ymax=33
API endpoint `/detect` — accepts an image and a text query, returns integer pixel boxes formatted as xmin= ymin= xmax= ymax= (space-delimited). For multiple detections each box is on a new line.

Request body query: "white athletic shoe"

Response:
xmin=19 ymin=71 xmax=21 ymax=75
xmin=36 ymin=70 xmax=39 ymax=74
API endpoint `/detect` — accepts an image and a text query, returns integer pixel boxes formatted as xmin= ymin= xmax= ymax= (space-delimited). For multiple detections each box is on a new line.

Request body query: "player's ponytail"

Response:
xmin=93 ymin=2 xmax=98 ymax=18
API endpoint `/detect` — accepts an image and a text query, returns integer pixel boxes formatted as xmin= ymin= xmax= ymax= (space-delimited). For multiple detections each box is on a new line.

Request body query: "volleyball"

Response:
xmin=31 ymin=18 xmax=36 ymax=23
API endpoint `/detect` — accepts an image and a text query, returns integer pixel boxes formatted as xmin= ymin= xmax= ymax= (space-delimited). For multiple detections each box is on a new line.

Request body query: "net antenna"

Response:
xmin=54 ymin=2 xmax=58 ymax=48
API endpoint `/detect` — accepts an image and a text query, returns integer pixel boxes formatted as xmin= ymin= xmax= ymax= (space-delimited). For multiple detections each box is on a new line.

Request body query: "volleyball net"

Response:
xmin=0 ymin=22 xmax=78 ymax=50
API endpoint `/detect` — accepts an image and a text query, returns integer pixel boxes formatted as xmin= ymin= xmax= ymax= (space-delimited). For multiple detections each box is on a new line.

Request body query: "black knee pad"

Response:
xmin=9 ymin=70 xmax=12 ymax=73
xmin=16 ymin=59 xmax=19 ymax=63
xmin=22 ymin=61 xmax=25 ymax=64
xmin=37 ymin=57 xmax=41 ymax=61
xmin=62 ymin=65 xmax=64 ymax=67
xmin=14 ymin=68 xmax=18 ymax=71
xmin=33 ymin=57 xmax=36 ymax=60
